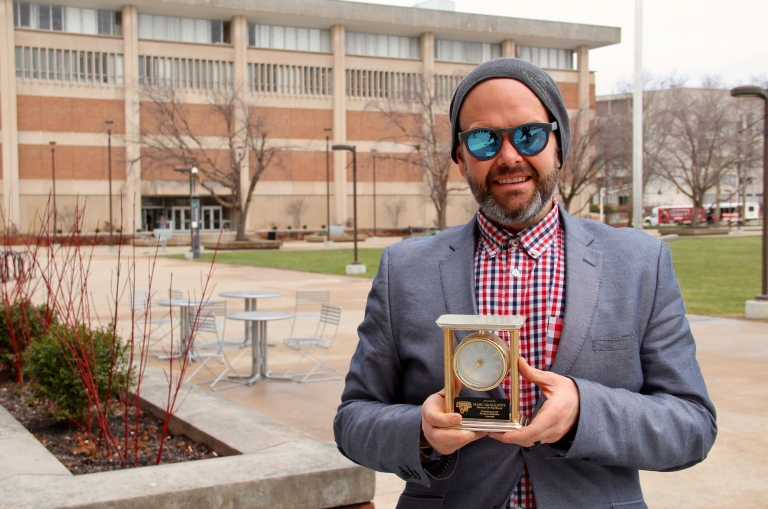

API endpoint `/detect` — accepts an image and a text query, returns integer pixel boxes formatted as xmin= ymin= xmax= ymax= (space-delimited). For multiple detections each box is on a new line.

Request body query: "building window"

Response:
xmin=516 ymin=46 xmax=574 ymax=70
xmin=619 ymin=195 xmax=629 ymax=206
xmin=346 ymin=32 xmax=420 ymax=59
xmin=139 ymin=55 xmax=233 ymax=90
xmin=435 ymin=39 xmax=500 ymax=63
xmin=248 ymin=24 xmax=331 ymax=53
xmin=13 ymin=2 xmax=121 ymax=35
xmin=249 ymin=62 xmax=332 ymax=96
xmin=138 ymin=14 xmax=229 ymax=44
xmin=15 ymin=45 xmax=124 ymax=84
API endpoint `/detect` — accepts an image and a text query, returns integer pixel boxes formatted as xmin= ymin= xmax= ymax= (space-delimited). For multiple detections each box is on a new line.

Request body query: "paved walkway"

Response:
xmin=70 ymin=239 xmax=768 ymax=508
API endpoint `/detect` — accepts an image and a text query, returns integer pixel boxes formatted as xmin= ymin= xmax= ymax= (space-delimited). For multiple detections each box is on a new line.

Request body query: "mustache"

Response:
xmin=486 ymin=164 xmax=538 ymax=183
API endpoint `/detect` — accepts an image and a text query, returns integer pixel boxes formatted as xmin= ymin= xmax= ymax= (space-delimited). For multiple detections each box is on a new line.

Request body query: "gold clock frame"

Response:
xmin=436 ymin=314 xmax=526 ymax=432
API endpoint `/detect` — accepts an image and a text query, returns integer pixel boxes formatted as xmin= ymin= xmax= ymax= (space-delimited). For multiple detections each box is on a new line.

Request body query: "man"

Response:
xmin=334 ymin=58 xmax=716 ymax=509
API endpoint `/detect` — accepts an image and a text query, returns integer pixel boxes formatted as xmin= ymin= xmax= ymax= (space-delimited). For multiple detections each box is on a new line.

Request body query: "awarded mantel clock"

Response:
xmin=436 ymin=314 xmax=526 ymax=433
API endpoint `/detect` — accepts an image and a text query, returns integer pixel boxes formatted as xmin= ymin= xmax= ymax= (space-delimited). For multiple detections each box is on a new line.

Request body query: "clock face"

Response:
xmin=453 ymin=333 xmax=509 ymax=391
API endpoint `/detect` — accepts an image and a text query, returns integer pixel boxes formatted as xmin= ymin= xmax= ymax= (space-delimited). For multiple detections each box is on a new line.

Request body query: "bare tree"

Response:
xmin=367 ymin=72 xmax=462 ymax=230
xmin=138 ymin=86 xmax=281 ymax=241
xmin=384 ymin=198 xmax=407 ymax=227
xmin=558 ymin=111 xmax=614 ymax=214
xmin=285 ymin=197 xmax=309 ymax=228
xmin=654 ymin=77 xmax=761 ymax=227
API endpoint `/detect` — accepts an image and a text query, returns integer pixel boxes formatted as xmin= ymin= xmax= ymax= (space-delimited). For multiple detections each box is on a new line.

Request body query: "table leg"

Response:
xmin=261 ymin=320 xmax=292 ymax=381
xmin=157 ymin=305 xmax=184 ymax=360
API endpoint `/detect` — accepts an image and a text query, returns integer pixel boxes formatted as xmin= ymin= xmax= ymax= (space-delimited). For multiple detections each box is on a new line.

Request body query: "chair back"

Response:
xmin=295 ymin=288 xmax=329 ymax=308
xmin=169 ymin=289 xmax=184 ymax=300
xmin=314 ymin=303 xmax=342 ymax=343
xmin=130 ymin=290 xmax=155 ymax=312
xmin=187 ymin=300 xmax=227 ymax=334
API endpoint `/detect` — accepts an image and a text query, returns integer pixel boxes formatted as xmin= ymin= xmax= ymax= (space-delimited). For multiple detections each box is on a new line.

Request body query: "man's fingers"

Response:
xmin=519 ymin=357 xmax=551 ymax=386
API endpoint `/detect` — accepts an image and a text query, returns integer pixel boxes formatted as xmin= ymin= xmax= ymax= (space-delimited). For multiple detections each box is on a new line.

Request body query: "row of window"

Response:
xmin=517 ymin=46 xmax=574 ymax=70
xmin=15 ymin=45 xmax=124 ymax=84
xmin=345 ymin=70 xmax=463 ymax=101
xmin=137 ymin=14 xmax=229 ymax=45
xmin=346 ymin=32 xmax=421 ymax=60
xmin=13 ymin=2 xmax=121 ymax=36
xmin=13 ymin=3 xmax=573 ymax=69
xmin=138 ymin=56 xmax=234 ymax=90
xmin=434 ymin=40 xmax=501 ymax=65
xmin=248 ymin=24 xmax=332 ymax=54
xmin=248 ymin=63 xmax=333 ymax=96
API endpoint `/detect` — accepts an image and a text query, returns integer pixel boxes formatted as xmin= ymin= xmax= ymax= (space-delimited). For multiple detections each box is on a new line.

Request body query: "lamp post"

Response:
xmin=324 ymin=127 xmax=332 ymax=246
xmin=105 ymin=120 xmax=114 ymax=251
xmin=331 ymin=144 xmax=365 ymax=275
xmin=371 ymin=149 xmax=378 ymax=240
xmin=730 ymin=85 xmax=768 ymax=317
xmin=49 ymin=141 xmax=57 ymax=238
xmin=174 ymin=166 xmax=200 ymax=259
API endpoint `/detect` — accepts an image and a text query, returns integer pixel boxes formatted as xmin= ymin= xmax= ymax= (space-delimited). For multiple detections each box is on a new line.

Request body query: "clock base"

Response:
xmin=449 ymin=418 xmax=526 ymax=433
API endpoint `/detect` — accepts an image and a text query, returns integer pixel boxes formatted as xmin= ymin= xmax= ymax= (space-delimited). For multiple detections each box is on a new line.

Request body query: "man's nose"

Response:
xmin=495 ymin=133 xmax=524 ymax=166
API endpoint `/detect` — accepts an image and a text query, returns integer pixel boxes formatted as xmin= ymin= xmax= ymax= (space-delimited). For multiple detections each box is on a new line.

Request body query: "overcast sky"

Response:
xmin=339 ymin=0 xmax=768 ymax=95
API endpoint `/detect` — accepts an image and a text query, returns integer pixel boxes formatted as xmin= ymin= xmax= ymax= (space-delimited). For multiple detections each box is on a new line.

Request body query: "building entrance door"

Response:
xmin=172 ymin=207 xmax=191 ymax=231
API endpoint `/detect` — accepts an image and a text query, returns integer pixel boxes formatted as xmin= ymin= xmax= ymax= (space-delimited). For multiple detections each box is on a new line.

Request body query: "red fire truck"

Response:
xmin=644 ymin=206 xmax=707 ymax=226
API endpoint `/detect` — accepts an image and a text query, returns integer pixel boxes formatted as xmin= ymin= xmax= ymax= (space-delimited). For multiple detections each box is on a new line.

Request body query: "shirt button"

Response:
xmin=512 ymin=268 xmax=521 ymax=277
xmin=511 ymin=239 xmax=520 ymax=247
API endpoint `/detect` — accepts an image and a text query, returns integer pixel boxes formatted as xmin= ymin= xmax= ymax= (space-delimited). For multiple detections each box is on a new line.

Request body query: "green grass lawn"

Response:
xmin=668 ymin=236 xmax=761 ymax=316
xmin=169 ymin=235 xmax=762 ymax=317
xmin=167 ymin=248 xmax=385 ymax=279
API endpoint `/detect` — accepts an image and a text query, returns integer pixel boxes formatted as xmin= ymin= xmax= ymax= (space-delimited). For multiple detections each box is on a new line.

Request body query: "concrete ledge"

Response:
xmin=746 ymin=300 xmax=768 ymax=319
xmin=657 ymin=227 xmax=730 ymax=236
xmin=0 ymin=405 xmax=71 ymax=481
xmin=0 ymin=367 xmax=375 ymax=509
xmin=202 ymin=240 xmax=283 ymax=250
xmin=305 ymin=234 xmax=368 ymax=243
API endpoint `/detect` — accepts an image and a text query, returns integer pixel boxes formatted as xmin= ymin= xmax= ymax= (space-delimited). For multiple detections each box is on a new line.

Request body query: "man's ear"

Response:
xmin=456 ymin=146 xmax=468 ymax=178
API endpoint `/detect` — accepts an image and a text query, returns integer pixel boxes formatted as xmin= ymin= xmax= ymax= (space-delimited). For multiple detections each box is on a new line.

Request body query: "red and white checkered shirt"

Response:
xmin=474 ymin=202 xmax=566 ymax=509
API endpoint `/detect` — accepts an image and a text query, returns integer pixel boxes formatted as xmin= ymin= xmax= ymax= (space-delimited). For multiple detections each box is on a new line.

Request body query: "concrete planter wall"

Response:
xmin=0 ymin=367 xmax=375 ymax=509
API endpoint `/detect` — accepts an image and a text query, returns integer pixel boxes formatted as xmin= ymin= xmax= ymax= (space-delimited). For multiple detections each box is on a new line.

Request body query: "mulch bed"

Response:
xmin=0 ymin=377 xmax=216 ymax=475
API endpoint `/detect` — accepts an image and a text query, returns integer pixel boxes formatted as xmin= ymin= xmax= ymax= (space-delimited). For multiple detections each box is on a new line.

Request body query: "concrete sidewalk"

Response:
xmin=67 ymin=241 xmax=768 ymax=508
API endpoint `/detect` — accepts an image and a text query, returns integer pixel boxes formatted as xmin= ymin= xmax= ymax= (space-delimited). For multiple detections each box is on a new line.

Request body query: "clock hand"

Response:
xmin=466 ymin=358 xmax=484 ymax=378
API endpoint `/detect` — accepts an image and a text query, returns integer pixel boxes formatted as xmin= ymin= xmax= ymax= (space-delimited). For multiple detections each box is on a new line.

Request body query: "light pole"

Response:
xmin=331 ymin=144 xmax=365 ymax=275
xmin=730 ymin=85 xmax=768 ymax=317
xmin=105 ymin=120 xmax=114 ymax=251
xmin=174 ymin=166 xmax=200 ymax=259
xmin=49 ymin=141 xmax=57 ymax=237
xmin=371 ymin=149 xmax=378 ymax=240
xmin=324 ymin=127 xmax=332 ymax=246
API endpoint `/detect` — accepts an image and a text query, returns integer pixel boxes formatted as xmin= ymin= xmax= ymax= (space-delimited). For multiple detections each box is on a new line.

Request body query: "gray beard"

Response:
xmin=466 ymin=164 xmax=560 ymax=227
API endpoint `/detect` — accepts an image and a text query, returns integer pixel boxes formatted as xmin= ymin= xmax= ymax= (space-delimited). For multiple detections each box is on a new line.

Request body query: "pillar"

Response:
xmin=231 ymin=15 xmax=250 ymax=231
xmin=0 ymin=0 xmax=20 ymax=226
xmin=122 ymin=5 xmax=142 ymax=230
xmin=331 ymin=24 xmax=346 ymax=225
xmin=421 ymin=31 xmax=434 ymax=75
xmin=576 ymin=44 xmax=590 ymax=133
xmin=501 ymin=38 xmax=516 ymax=58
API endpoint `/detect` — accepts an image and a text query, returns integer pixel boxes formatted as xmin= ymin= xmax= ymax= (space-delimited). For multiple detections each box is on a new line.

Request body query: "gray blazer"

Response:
xmin=334 ymin=207 xmax=716 ymax=509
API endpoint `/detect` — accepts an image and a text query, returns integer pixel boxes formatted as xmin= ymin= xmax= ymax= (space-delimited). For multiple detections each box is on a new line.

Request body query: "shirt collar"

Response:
xmin=476 ymin=200 xmax=561 ymax=260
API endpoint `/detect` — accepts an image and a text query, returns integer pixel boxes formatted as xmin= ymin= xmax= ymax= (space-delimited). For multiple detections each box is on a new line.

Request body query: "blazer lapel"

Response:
xmin=550 ymin=209 xmax=602 ymax=376
xmin=439 ymin=217 xmax=478 ymax=322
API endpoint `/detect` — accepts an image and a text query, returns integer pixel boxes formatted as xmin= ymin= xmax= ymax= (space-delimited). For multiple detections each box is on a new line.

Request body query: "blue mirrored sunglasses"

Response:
xmin=458 ymin=122 xmax=558 ymax=160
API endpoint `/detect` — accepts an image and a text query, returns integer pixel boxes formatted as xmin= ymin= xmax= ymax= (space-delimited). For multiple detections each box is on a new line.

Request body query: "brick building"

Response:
xmin=0 ymin=0 xmax=619 ymax=234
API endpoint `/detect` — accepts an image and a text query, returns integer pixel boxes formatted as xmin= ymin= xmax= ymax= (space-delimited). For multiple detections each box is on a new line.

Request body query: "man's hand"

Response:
xmin=421 ymin=377 xmax=487 ymax=455
xmin=490 ymin=357 xmax=579 ymax=448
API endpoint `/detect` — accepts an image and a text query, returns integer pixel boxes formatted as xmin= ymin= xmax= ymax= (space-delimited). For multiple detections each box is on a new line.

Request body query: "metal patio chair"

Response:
xmin=288 ymin=289 xmax=330 ymax=337
xmin=283 ymin=302 xmax=342 ymax=383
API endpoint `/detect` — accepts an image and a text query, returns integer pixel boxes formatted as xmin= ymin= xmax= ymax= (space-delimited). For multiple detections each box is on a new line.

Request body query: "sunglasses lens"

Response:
xmin=466 ymin=130 xmax=500 ymax=159
xmin=513 ymin=125 xmax=549 ymax=155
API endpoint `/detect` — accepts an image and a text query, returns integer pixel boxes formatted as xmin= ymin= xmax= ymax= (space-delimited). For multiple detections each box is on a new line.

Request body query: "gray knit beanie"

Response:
xmin=449 ymin=58 xmax=570 ymax=166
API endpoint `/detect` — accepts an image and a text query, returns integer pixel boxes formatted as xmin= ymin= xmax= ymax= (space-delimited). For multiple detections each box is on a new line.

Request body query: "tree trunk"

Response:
xmin=235 ymin=208 xmax=247 ymax=241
